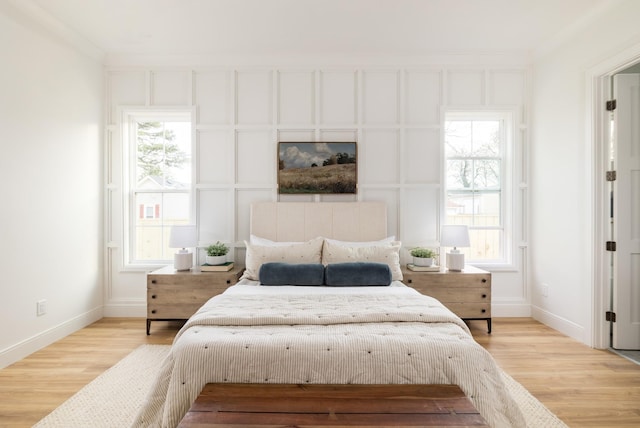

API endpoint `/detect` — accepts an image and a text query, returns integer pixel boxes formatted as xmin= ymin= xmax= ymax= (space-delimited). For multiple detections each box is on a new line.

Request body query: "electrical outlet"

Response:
xmin=541 ymin=283 xmax=549 ymax=298
xmin=37 ymin=299 xmax=47 ymax=316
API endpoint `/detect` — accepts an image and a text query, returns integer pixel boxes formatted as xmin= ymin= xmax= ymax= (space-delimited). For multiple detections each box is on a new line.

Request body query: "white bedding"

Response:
xmin=133 ymin=281 xmax=525 ymax=427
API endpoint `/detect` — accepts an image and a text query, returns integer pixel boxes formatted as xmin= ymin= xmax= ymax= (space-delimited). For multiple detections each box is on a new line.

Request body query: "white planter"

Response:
xmin=413 ymin=257 xmax=433 ymax=267
xmin=205 ymin=255 xmax=227 ymax=265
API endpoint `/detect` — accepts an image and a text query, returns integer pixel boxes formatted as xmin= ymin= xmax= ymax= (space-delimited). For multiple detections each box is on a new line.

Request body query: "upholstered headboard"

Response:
xmin=250 ymin=202 xmax=387 ymax=242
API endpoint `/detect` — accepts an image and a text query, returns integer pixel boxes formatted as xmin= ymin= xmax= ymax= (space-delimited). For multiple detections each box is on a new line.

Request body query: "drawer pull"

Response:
xmin=482 ymin=294 xmax=487 ymax=298
xmin=226 ymin=280 xmax=231 ymax=284
xmin=481 ymin=309 xmax=486 ymax=313
xmin=481 ymin=279 xmax=487 ymax=283
xmin=151 ymin=280 xmax=157 ymax=284
xmin=407 ymin=279 xmax=413 ymax=284
xmin=151 ymin=310 xmax=156 ymax=314
xmin=151 ymin=295 xmax=157 ymax=299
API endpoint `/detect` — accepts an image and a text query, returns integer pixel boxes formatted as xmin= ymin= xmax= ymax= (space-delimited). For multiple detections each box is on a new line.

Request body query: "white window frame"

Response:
xmin=442 ymin=109 xmax=518 ymax=270
xmin=120 ymin=107 xmax=195 ymax=269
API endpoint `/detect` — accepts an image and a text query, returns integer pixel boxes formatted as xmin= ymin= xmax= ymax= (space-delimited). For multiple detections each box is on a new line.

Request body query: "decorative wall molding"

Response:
xmin=104 ymin=63 xmax=531 ymax=318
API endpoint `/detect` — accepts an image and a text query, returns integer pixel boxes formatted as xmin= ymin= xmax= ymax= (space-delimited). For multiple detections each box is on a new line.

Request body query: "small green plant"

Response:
xmin=410 ymin=247 xmax=436 ymax=258
xmin=206 ymin=241 xmax=229 ymax=256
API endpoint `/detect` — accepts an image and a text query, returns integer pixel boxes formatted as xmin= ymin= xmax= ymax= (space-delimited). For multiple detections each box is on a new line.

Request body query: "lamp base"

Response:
xmin=174 ymin=252 xmax=193 ymax=271
xmin=446 ymin=252 xmax=465 ymax=271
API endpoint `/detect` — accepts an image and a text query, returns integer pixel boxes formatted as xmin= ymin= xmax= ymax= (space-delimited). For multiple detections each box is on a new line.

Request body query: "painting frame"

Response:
xmin=277 ymin=142 xmax=358 ymax=194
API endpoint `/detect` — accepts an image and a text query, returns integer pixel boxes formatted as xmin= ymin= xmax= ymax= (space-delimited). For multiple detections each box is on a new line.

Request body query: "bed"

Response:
xmin=133 ymin=202 xmax=525 ymax=427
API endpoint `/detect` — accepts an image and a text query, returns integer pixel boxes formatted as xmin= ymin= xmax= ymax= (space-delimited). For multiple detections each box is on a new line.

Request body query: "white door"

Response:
xmin=612 ymin=73 xmax=640 ymax=350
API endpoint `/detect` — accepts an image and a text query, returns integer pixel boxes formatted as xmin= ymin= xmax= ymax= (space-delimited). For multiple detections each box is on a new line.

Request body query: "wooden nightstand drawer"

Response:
xmin=446 ymin=302 xmax=491 ymax=319
xmin=148 ymin=301 xmax=207 ymax=319
xmin=401 ymin=265 xmax=492 ymax=333
xmin=404 ymin=273 xmax=490 ymax=288
xmin=148 ymin=272 xmax=239 ymax=287
xmin=147 ymin=285 xmax=228 ymax=317
xmin=146 ymin=265 xmax=244 ymax=334
xmin=415 ymin=287 xmax=490 ymax=304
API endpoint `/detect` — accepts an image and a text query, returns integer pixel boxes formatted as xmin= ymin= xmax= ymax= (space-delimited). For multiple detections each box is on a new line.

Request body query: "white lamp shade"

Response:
xmin=169 ymin=225 xmax=197 ymax=249
xmin=440 ymin=225 xmax=470 ymax=248
xmin=169 ymin=226 xmax=197 ymax=271
xmin=441 ymin=225 xmax=470 ymax=271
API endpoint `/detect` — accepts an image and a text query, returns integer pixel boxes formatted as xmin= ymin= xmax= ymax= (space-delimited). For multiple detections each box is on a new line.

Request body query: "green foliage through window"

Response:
xmin=136 ymin=121 xmax=187 ymax=183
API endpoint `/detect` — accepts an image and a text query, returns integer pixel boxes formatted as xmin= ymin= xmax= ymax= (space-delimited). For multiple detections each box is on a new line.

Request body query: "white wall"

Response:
xmin=104 ymin=60 xmax=531 ymax=319
xmin=0 ymin=4 xmax=103 ymax=368
xmin=530 ymin=0 xmax=640 ymax=345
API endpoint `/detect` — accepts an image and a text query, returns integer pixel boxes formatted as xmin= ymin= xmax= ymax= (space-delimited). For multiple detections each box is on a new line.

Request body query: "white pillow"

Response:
xmin=249 ymin=234 xmax=303 ymax=247
xmin=324 ymin=236 xmax=396 ymax=248
xmin=242 ymin=237 xmax=324 ymax=280
xmin=322 ymin=240 xmax=403 ymax=281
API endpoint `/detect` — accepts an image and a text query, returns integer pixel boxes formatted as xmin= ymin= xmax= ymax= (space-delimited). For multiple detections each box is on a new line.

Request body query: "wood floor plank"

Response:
xmin=0 ymin=318 xmax=179 ymax=426
xmin=0 ymin=317 xmax=638 ymax=427
xmin=468 ymin=319 xmax=640 ymax=427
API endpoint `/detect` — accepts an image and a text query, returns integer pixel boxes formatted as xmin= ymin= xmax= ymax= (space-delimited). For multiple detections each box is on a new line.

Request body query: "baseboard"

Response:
xmin=531 ymin=305 xmax=586 ymax=344
xmin=0 ymin=306 xmax=103 ymax=369
xmin=492 ymin=302 xmax=531 ymax=317
xmin=103 ymin=300 xmax=146 ymax=317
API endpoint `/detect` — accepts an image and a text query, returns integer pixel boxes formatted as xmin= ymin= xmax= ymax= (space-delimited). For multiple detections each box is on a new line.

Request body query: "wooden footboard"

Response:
xmin=177 ymin=383 xmax=489 ymax=427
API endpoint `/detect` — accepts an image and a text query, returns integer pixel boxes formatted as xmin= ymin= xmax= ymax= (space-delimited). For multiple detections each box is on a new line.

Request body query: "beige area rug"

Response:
xmin=35 ymin=344 xmax=567 ymax=428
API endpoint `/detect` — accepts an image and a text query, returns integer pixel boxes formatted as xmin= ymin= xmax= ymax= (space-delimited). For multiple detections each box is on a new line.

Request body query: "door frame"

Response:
xmin=587 ymin=43 xmax=640 ymax=349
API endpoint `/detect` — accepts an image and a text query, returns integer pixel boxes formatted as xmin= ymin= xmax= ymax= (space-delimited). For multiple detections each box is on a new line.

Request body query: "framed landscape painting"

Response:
xmin=278 ymin=142 xmax=357 ymax=194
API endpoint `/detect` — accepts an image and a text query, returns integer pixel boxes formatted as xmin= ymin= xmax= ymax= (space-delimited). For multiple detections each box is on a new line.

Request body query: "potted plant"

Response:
xmin=205 ymin=241 xmax=229 ymax=265
xmin=410 ymin=247 xmax=436 ymax=267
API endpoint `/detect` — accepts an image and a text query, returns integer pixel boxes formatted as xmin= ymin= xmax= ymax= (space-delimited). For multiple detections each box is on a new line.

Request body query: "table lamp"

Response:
xmin=169 ymin=225 xmax=197 ymax=271
xmin=440 ymin=225 xmax=470 ymax=271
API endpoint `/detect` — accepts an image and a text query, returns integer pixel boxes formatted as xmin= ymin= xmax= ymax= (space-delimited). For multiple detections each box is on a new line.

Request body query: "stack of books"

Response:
xmin=200 ymin=261 xmax=234 ymax=272
xmin=406 ymin=263 xmax=440 ymax=272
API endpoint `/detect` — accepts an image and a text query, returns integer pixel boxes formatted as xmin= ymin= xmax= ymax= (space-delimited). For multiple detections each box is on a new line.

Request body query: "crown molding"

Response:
xmin=532 ymin=0 xmax=622 ymax=61
xmin=104 ymin=50 xmax=532 ymax=69
xmin=1 ymin=0 xmax=104 ymax=62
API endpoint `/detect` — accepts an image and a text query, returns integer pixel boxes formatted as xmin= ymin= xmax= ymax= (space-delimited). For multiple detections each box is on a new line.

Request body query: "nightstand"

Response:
xmin=401 ymin=265 xmax=492 ymax=333
xmin=146 ymin=265 xmax=244 ymax=335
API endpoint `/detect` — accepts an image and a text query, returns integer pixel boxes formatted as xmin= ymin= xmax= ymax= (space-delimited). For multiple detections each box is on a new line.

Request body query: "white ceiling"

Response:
xmin=22 ymin=0 xmax=616 ymax=57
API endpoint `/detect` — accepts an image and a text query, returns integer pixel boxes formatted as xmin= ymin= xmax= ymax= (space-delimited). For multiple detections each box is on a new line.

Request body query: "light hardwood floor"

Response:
xmin=0 ymin=318 xmax=639 ymax=427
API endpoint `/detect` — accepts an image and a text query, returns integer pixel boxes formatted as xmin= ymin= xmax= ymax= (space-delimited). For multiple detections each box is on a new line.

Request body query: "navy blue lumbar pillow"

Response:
xmin=259 ymin=262 xmax=325 ymax=286
xmin=324 ymin=262 xmax=392 ymax=286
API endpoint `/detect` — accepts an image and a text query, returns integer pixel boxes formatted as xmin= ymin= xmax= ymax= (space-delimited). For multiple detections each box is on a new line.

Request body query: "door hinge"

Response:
xmin=606 ymin=311 xmax=617 ymax=322
xmin=606 ymin=99 xmax=617 ymax=111
xmin=606 ymin=171 xmax=617 ymax=181
xmin=606 ymin=241 xmax=617 ymax=251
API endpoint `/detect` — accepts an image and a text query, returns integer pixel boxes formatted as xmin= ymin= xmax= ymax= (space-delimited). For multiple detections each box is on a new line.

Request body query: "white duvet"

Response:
xmin=132 ymin=281 xmax=525 ymax=427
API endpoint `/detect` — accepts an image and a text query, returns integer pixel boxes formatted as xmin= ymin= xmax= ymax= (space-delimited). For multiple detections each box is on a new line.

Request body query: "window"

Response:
xmin=123 ymin=110 xmax=193 ymax=266
xmin=141 ymin=204 xmax=160 ymax=219
xmin=444 ymin=111 xmax=513 ymax=265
